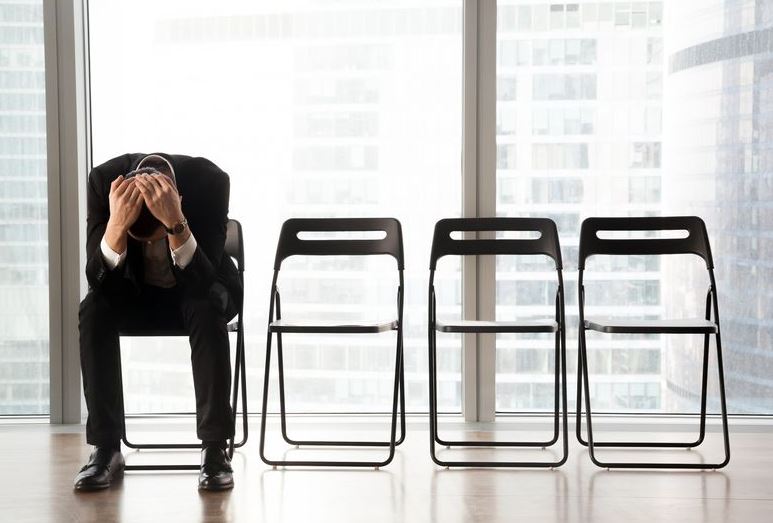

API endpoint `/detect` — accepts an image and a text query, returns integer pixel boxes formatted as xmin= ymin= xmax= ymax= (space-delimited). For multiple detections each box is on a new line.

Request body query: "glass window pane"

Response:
xmin=496 ymin=0 xmax=662 ymax=413
xmin=89 ymin=0 xmax=463 ymax=414
xmin=497 ymin=0 xmax=773 ymax=415
xmin=0 ymin=0 xmax=49 ymax=415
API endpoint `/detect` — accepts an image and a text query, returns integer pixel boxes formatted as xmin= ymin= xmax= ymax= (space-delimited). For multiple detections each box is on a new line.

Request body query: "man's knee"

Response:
xmin=181 ymin=298 xmax=226 ymax=328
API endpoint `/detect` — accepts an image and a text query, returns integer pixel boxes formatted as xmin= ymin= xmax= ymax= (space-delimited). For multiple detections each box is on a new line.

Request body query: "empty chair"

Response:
xmin=118 ymin=219 xmax=248 ymax=471
xmin=259 ymin=218 xmax=405 ymax=468
xmin=576 ymin=216 xmax=730 ymax=469
xmin=428 ymin=217 xmax=568 ymax=468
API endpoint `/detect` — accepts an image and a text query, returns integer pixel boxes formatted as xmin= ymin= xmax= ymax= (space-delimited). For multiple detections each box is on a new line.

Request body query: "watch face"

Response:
xmin=173 ymin=222 xmax=185 ymax=234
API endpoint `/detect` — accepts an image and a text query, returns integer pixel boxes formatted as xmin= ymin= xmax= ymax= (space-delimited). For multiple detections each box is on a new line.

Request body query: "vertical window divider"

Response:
xmin=462 ymin=0 xmax=497 ymax=422
xmin=44 ymin=0 xmax=89 ymax=424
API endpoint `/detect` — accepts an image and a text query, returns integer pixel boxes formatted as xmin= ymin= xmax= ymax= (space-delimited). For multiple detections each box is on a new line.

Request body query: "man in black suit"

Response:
xmin=74 ymin=153 xmax=241 ymax=491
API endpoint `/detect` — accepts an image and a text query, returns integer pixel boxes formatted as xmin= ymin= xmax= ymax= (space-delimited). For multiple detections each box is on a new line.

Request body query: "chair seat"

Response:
xmin=269 ymin=319 xmax=398 ymax=334
xmin=435 ymin=319 xmax=558 ymax=333
xmin=584 ymin=317 xmax=717 ymax=334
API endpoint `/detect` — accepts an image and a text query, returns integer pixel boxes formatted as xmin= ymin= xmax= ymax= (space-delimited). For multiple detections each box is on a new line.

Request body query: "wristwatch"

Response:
xmin=165 ymin=218 xmax=188 ymax=235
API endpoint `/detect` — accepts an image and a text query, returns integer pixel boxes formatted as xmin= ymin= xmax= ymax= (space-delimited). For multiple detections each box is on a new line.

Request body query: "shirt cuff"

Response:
xmin=170 ymin=233 xmax=197 ymax=269
xmin=100 ymin=237 xmax=126 ymax=271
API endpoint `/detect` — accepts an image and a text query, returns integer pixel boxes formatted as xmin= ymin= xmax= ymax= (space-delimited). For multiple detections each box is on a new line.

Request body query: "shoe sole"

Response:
xmin=198 ymin=482 xmax=234 ymax=492
xmin=73 ymin=466 xmax=125 ymax=492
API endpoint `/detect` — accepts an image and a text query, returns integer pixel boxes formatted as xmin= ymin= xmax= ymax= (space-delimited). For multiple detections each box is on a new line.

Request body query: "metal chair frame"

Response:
xmin=119 ymin=219 xmax=248 ymax=471
xmin=428 ymin=217 xmax=568 ymax=468
xmin=259 ymin=218 xmax=406 ymax=468
xmin=575 ymin=216 xmax=730 ymax=469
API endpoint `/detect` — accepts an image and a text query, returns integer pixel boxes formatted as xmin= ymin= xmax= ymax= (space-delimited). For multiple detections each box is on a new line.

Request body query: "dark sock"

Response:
xmin=203 ymin=440 xmax=227 ymax=450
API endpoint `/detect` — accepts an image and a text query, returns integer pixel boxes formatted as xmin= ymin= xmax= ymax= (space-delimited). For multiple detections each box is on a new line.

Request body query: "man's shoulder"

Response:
xmin=175 ymin=156 xmax=228 ymax=179
xmin=89 ymin=153 xmax=143 ymax=186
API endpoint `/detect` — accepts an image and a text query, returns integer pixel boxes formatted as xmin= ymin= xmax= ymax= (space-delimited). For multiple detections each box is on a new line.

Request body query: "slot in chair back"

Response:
xmin=274 ymin=217 xmax=404 ymax=270
xmin=578 ymin=216 xmax=713 ymax=270
xmin=430 ymin=217 xmax=562 ymax=269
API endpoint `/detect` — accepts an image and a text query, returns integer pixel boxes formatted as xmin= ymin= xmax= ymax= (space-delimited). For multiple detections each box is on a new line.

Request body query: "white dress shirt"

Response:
xmin=100 ymin=233 xmax=197 ymax=273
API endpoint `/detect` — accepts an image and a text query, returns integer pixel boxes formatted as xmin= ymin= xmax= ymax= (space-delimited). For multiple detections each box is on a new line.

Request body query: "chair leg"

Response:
xmin=259 ymin=326 xmax=404 ymax=467
xmin=274 ymin=330 xmax=406 ymax=449
xmin=713 ymin=330 xmax=732 ymax=468
xmin=119 ymin=344 xmax=202 ymax=472
xmin=229 ymin=325 xmax=249 ymax=457
xmin=429 ymin=319 xmax=568 ymax=468
xmin=275 ymin=331 xmax=292 ymax=445
xmin=119 ymin=322 xmax=248 ymax=470
xmin=258 ymin=329 xmax=274 ymax=465
xmin=120 ymin=330 xmax=246 ymax=453
xmin=581 ymin=326 xmax=730 ymax=469
xmin=576 ymin=334 xmax=710 ymax=449
xmin=228 ymin=331 xmax=241 ymax=459
xmin=238 ymin=332 xmax=249 ymax=447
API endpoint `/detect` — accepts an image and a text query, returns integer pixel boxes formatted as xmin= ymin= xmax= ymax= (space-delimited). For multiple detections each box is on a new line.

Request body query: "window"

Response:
xmin=19 ymin=0 xmax=767 ymax=422
xmin=0 ymin=0 xmax=48 ymax=415
xmin=88 ymin=1 xmax=463 ymax=414
xmin=497 ymin=0 xmax=663 ymax=413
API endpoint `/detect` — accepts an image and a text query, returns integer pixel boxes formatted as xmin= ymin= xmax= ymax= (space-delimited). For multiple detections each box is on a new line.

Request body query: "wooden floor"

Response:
xmin=1 ymin=418 xmax=771 ymax=522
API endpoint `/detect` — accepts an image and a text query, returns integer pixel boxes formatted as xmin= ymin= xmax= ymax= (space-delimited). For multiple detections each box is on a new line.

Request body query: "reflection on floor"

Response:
xmin=0 ymin=418 xmax=770 ymax=522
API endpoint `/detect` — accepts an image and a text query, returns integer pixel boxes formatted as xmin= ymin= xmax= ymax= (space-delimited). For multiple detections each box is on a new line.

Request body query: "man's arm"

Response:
xmin=84 ymin=169 xmax=143 ymax=290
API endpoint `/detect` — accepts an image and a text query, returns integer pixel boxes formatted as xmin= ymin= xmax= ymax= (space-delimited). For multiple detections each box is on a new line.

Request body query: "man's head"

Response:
xmin=126 ymin=154 xmax=177 ymax=242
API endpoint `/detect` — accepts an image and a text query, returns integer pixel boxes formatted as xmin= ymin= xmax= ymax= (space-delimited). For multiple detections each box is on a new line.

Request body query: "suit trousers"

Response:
xmin=78 ymin=284 xmax=234 ymax=447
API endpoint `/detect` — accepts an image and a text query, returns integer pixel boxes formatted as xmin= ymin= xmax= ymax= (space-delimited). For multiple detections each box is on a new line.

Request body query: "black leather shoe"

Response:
xmin=74 ymin=447 xmax=125 ymax=491
xmin=199 ymin=446 xmax=234 ymax=491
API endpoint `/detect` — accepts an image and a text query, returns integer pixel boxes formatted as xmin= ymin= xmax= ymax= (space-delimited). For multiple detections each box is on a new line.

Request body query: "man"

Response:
xmin=74 ymin=153 xmax=242 ymax=491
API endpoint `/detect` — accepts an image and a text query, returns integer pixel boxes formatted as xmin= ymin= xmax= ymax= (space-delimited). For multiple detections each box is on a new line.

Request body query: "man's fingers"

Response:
xmin=110 ymin=175 xmax=124 ymax=192
xmin=130 ymin=188 xmax=144 ymax=207
xmin=146 ymin=175 xmax=168 ymax=195
xmin=156 ymin=175 xmax=177 ymax=194
xmin=135 ymin=178 xmax=151 ymax=196
xmin=113 ymin=177 xmax=135 ymax=198
xmin=111 ymin=176 xmax=129 ymax=197
xmin=135 ymin=177 xmax=161 ymax=202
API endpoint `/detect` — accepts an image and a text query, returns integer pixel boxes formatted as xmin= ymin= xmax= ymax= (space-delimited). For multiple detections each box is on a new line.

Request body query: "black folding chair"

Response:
xmin=118 ymin=219 xmax=248 ymax=471
xmin=428 ymin=217 xmax=568 ymax=468
xmin=576 ymin=216 xmax=730 ymax=469
xmin=259 ymin=217 xmax=405 ymax=468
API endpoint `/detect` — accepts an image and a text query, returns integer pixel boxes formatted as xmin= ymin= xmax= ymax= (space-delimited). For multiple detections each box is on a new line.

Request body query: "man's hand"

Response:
xmin=135 ymin=173 xmax=184 ymax=230
xmin=104 ymin=175 xmax=142 ymax=254
xmin=135 ymin=173 xmax=191 ymax=249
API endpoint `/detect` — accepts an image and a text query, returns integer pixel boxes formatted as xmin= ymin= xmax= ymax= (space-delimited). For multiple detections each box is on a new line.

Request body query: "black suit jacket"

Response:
xmin=85 ymin=153 xmax=243 ymax=320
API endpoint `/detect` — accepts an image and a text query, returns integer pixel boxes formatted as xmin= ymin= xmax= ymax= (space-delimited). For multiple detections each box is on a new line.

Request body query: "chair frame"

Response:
xmin=259 ymin=218 xmax=406 ymax=468
xmin=575 ymin=216 xmax=730 ymax=469
xmin=428 ymin=217 xmax=568 ymax=468
xmin=118 ymin=219 xmax=249 ymax=471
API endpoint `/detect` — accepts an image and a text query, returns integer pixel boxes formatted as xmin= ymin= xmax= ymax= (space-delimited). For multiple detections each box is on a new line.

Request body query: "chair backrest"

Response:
xmin=225 ymin=219 xmax=244 ymax=271
xmin=429 ymin=217 xmax=563 ymax=270
xmin=273 ymin=218 xmax=404 ymax=270
xmin=578 ymin=216 xmax=714 ymax=269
